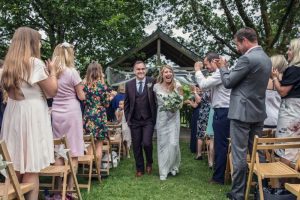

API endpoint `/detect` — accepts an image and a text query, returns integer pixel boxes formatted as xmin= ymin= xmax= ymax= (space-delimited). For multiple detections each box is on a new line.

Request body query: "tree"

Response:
xmin=149 ymin=0 xmax=300 ymax=59
xmin=0 ymin=0 xmax=149 ymax=74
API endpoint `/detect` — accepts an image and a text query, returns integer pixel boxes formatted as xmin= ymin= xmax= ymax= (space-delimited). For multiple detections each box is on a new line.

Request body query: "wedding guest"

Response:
xmin=271 ymin=38 xmax=300 ymax=164
xmin=185 ymin=85 xmax=201 ymax=153
xmin=0 ymin=27 xmax=57 ymax=199
xmin=0 ymin=59 xmax=6 ymax=131
xmin=194 ymin=52 xmax=231 ymax=185
xmin=111 ymin=84 xmax=125 ymax=114
xmin=218 ymin=27 xmax=272 ymax=200
xmin=153 ymin=65 xmax=183 ymax=181
xmin=264 ymin=55 xmax=287 ymax=129
xmin=186 ymin=87 xmax=210 ymax=159
xmin=115 ymin=100 xmax=131 ymax=158
xmin=195 ymin=89 xmax=210 ymax=160
xmin=206 ymin=107 xmax=215 ymax=169
xmin=106 ymin=89 xmax=117 ymax=122
xmin=51 ymin=42 xmax=85 ymax=193
xmin=83 ymin=61 xmax=109 ymax=177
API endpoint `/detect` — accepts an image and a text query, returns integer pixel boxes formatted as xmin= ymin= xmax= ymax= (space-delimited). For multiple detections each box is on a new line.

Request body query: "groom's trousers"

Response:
xmin=129 ymin=118 xmax=154 ymax=173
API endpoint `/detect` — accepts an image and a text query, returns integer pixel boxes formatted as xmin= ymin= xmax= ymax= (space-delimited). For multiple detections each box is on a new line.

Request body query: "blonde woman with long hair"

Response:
xmin=0 ymin=59 xmax=6 ymax=131
xmin=271 ymin=38 xmax=300 ymax=164
xmin=153 ymin=65 xmax=183 ymax=181
xmin=83 ymin=61 xmax=109 ymax=178
xmin=264 ymin=55 xmax=288 ymax=129
xmin=51 ymin=42 xmax=85 ymax=195
xmin=0 ymin=27 xmax=57 ymax=199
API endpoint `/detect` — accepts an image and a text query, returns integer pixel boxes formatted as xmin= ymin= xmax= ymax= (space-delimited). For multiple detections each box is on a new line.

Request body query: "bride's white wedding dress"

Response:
xmin=153 ymin=82 xmax=182 ymax=180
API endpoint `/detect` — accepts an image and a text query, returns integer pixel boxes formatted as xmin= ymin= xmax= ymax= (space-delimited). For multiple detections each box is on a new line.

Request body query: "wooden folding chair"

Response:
xmin=101 ymin=138 xmax=111 ymax=175
xmin=39 ymin=137 xmax=82 ymax=200
xmin=107 ymin=124 xmax=123 ymax=162
xmin=226 ymin=130 xmax=275 ymax=183
xmin=0 ymin=140 xmax=35 ymax=200
xmin=78 ymin=134 xmax=101 ymax=192
xmin=245 ymin=136 xmax=300 ymax=200
xmin=285 ymin=183 xmax=300 ymax=200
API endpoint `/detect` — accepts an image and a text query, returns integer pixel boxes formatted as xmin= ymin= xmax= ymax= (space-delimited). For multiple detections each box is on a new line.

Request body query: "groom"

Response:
xmin=124 ymin=60 xmax=156 ymax=177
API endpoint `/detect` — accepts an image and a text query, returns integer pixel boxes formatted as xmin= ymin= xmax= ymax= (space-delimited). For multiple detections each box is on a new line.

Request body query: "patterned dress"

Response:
xmin=83 ymin=80 xmax=109 ymax=140
xmin=196 ymin=90 xmax=211 ymax=139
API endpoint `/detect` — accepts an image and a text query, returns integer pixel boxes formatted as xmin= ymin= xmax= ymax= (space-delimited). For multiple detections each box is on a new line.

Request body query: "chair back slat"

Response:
xmin=258 ymin=144 xmax=300 ymax=150
xmin=257 ymin=137 xmax=300 ymax=144
xmin=53 ymin=138 xmax=64 ymax=146
xmin=0 ymin=140 xmax=25 ymax=200
xmin=83 ymin=135 xmax=92 ymax=142
xmin=261 ymin=130 xmax=273 ymax=138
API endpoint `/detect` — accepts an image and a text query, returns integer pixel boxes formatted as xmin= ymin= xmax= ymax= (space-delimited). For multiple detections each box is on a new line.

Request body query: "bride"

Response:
xmin=153 ymin=65 xmax=183 ymax=181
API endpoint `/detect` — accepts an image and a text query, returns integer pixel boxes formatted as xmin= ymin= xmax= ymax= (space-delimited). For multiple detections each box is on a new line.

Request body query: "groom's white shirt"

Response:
xmin=195 ymin=69 xmax=231 ymax=108
xmin=136 ymin=77 xmax=146 ymax=93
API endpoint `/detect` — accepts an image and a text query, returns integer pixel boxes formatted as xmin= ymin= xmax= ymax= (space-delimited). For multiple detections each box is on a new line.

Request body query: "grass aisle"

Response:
xmin=81 ymin=141 xmax=230 ymax=200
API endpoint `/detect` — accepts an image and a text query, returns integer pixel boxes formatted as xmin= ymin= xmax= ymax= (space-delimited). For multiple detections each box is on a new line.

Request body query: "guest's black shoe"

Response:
xmin=209 ymin=178 xmax=224 ymax=185
xmin=195 ymin=156 xmax=203 ymax=160
xmin=226 ymin=192 xmax=237 ymax=200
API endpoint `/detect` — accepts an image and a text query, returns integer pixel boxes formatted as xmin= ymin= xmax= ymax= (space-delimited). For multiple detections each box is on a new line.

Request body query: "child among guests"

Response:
xmin=115 ymin=100 xmax=131 ymax=158
xmin=83 ymin=61 xmax=109 ymax=178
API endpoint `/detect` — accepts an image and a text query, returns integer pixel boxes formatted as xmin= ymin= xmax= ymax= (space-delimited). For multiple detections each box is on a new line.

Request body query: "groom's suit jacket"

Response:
xmin=219 ymin=46 xmax=272 ymax=123
xmin=124 ymin=76 xmax=157 ymax=126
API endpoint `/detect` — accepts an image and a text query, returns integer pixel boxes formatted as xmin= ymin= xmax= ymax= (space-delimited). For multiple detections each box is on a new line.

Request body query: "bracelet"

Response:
xmin=49 ymin=74 xmax=56 ymax=78
xmin=272 ymin=77 xmax=278 ymax=81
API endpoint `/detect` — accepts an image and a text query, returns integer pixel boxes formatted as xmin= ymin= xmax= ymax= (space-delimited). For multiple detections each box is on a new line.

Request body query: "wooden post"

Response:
xmin=157 ymin=38 xmax=161 ymax=66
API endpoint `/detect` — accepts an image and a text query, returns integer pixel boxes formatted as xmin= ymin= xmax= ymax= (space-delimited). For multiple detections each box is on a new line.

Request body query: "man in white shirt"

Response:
xmin=194 ymin=52 xmax=231 ymax=185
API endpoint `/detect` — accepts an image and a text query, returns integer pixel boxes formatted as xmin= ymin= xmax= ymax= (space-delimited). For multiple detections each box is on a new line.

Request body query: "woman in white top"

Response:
xmin=0 ymin=27 xmax=57 ymax=199
xmin=264 ymin=55 xmax=287 ymax=128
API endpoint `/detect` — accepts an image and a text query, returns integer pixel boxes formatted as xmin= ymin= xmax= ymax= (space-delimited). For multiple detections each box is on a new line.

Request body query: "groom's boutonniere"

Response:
xmin=147 ymin=83 xmax=153 ymax=88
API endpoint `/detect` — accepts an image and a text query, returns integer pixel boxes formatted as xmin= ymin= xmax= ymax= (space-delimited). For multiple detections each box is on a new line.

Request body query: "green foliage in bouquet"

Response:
xmin=182 ymin=84 xmax=193 ymax=101
xmin=158 ymin=92 xmax=183 ymax=113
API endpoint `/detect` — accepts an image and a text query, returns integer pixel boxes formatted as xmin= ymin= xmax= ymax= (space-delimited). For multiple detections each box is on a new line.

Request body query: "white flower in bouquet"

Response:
xmin=158 ymin=91 xmax=183 ymax=113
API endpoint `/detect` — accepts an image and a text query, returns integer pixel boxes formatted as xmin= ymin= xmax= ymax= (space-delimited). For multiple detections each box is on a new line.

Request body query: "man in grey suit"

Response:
xmin=217 ymin=27 xmax=272 ymax=200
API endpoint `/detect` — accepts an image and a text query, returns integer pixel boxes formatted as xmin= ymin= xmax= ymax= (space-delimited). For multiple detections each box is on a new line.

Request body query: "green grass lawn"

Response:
xmin=81 ymin=141 xmax=231 ymax=200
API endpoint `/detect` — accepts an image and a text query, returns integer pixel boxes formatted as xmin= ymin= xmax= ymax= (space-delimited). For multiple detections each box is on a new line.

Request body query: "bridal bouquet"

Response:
xmin=158 ymin=91 xmax=183 ymax=113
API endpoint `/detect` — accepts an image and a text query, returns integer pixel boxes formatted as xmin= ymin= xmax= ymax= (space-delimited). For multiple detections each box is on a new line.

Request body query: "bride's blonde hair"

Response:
xmin=52 ymin=42 xmax=75 ymax=78
xmin=1 ymin=27 xmax=41 ymax=91
xmin=157 ymin=65 xmax=176 ymax=92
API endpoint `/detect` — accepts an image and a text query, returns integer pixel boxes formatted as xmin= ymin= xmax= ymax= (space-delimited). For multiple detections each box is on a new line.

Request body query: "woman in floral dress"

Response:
xmin=83 ymin=61 xmax=109 ymax=176
xmin=195 ymin=89 xmax=211 ymax=160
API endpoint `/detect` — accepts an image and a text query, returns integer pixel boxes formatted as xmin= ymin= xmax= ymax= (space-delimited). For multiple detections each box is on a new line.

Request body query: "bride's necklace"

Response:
xmin=161 ymin=82 xmax=171 ymax=92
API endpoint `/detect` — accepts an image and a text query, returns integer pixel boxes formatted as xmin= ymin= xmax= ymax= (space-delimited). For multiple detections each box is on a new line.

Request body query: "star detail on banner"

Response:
xmin=187 ymin=73 xmax=193 ymax=81
xmin=125 ymin=73 xmax=131 ymax=80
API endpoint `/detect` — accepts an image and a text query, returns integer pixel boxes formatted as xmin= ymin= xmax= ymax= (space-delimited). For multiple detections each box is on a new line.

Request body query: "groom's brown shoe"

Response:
xmin=146 ymin=166 xmax=152 ymax=174
xmin=135 ymin=171 xmax=143 ymax=177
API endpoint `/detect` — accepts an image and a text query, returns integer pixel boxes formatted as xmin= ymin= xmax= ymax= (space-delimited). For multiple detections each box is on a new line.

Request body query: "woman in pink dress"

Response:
xmin=51 ymin=42 xmax=85 ymax=191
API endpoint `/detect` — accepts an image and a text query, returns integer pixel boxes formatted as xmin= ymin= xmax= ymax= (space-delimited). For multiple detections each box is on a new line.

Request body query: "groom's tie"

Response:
xmin=138 ymin=81 xmax=143 ymax=94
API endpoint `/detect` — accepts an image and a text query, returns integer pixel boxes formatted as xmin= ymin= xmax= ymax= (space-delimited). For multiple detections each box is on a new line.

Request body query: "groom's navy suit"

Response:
xmin=124 ymin=76 xmax=156 ymax=173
